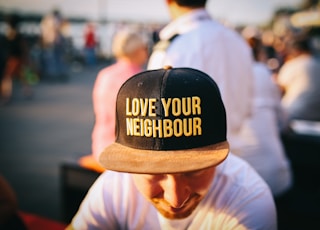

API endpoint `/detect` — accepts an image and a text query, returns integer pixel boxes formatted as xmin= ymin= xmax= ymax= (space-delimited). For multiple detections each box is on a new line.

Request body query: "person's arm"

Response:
xmin=67 ymin=172 xmax=121 ymax=229
xmin=216 ymin=155 xmax=277 ymax=230
xmin=91 ymin=70 xmax=117 ymax=161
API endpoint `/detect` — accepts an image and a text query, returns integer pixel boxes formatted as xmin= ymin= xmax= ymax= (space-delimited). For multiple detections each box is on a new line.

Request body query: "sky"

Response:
xmin=0 ymin=0 xmax=304 ymax=26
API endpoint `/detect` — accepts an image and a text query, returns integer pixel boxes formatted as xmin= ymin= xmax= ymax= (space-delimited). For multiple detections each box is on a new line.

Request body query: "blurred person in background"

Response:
xmin=83 ymin=22 xmax=98 ymax=67
xmin=276 ymin=36 xmax=320 ymax=122
xmin=260 ymin=29 xmax=283 ymax=74
xmin=79 ymin=28 xmax=149 ymax=171
xmin=148 ymin=0 xmax=255 ymax=156
xmin=0 ymin=14 xmax=31 ymax=105
xmin=40 ymin=9 xmax=69 ymax=81
xmin=240 ymin=34 xmax=293 ymax=198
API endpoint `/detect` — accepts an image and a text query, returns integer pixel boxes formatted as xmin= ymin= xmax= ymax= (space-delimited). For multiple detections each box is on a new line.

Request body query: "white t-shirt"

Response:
xmin=71 ymin=154 xmax=277 ymax=230
xmin=148 ymin=9 xmax=254 ymax=154
xmin=236 ymin=62 xmax=292 ymax=196
xmin=277 ymin=54 xmax=320 ymax=121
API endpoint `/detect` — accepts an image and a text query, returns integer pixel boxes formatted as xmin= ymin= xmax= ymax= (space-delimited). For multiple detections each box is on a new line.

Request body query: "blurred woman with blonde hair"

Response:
xmin=80 ymin=27 xmax=149 ymax=171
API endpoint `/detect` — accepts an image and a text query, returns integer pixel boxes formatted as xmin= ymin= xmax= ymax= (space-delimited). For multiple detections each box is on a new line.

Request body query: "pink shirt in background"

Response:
xmin=91 ymin=60 xmax=143 ymax=160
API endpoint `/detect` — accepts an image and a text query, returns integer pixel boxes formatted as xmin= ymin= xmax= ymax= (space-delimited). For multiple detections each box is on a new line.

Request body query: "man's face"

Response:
xmin=132 ymin=166 xmax=216 ymax=219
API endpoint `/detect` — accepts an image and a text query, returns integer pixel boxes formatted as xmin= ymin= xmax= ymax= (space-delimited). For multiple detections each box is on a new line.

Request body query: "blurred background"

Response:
xmin=0 ymin=0 xmax=319 ymax=228
xmin=0 ymin=0 xmax=309 ymax=59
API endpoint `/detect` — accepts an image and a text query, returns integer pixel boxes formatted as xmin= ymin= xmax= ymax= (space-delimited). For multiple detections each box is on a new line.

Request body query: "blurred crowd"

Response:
xmin=0 ymin=9 xmax=160 ymax=106
xmin=1 ymin=4 xmax=320 ymax=119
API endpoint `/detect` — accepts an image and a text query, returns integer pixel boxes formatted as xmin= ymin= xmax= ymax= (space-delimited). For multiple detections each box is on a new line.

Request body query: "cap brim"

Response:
xmin=99 ymin=141 xmax=229 ymax=174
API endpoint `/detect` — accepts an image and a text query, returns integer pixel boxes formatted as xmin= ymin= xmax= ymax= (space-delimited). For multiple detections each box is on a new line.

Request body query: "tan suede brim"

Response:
xmin=99 ymin=141 xmax=229 ymax=174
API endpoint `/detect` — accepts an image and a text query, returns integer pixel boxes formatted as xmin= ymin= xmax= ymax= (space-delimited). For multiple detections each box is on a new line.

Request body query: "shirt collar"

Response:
xmin=159 ymin=9 xmax=211 ymax=40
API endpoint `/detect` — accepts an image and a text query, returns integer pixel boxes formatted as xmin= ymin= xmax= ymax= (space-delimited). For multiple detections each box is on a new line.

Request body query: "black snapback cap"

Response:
xmin=99 ymin=66 xmax=229 ymax=174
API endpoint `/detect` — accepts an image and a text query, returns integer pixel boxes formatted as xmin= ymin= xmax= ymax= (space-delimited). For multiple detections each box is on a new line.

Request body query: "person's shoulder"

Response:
xmin=97 ymin=171 xmax=132 ymax=189
xmin=288 ymin=55 xmax=311 ymax=66
xmin=98 ymin=62 xmax=117 ymax=74
xmin=197 ymin=21 xmax=250 ymax=51
xmin=278 ymin=57 xmax=305 ymax=78
xmin=95 ymin=63 xmax=120 ymax=82
xmin=217 ymin=153 xmax=268 ymax=189
xmin=101 ymin=171 xmax=131 ymax=181
xmin=190 ymin=19 xmax=225 ymax=39
xmin=212 ymin=154 xmax=276 ymax=229
xmin=98 ymin=61 xmax=140 ymax=78
xmin=199 ymin=20 xmax=241 ymax=38
xmin=219 ymin=153 xmax=253 ymax=170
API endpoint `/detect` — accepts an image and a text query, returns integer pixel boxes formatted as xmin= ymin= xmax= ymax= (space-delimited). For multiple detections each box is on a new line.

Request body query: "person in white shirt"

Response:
xmin=148 ymin=0 xmax=254 ymax=155
xmin=277 ymin=36 xmax=320 ymax=121
xmin=67 ymin=67 xmax=276 ymax=230
xmin=239 ymin=35 xmax=292 ymax=197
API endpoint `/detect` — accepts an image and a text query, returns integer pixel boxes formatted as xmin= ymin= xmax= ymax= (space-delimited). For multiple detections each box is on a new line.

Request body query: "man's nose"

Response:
xmin=163 ymin=175 xmax=191 ymax=208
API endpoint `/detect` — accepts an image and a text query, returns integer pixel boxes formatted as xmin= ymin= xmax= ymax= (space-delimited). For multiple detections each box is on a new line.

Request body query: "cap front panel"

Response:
xmin=115 ymin=68 xmax=226 ymax=151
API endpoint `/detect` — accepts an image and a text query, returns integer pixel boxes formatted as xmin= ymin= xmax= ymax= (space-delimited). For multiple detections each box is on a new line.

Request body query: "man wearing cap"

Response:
xmin=67 ymin=67 xmax=276 ymax=229
xmin=148 ymin=0 xmax=254 ymax=155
